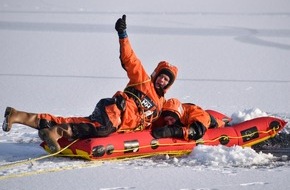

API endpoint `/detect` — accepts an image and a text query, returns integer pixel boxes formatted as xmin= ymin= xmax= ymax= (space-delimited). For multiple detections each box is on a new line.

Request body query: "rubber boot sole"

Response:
xmin=2 ymin=107 xmax=12 ymax=132
xmin=38 ymin=129 xmax=61 ymax=153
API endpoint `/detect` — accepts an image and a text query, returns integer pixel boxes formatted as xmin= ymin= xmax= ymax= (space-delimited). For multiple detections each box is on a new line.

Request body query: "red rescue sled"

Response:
xmin=41 ymin=111 xmax=287 ymax=161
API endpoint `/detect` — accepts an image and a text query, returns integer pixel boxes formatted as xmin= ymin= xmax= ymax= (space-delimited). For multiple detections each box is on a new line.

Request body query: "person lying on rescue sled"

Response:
xmin=151 ymin=98 xmax=224 ymax=141
xmin=2 ymin=15 xmax=178 ymax=153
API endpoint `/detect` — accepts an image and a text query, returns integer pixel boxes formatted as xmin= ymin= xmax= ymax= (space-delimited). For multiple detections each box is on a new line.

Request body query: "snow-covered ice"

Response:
xmin=0 ymin=0 xmax=290 ymax=189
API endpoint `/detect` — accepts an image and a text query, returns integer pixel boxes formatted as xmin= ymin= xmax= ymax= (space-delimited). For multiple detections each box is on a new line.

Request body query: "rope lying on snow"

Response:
xmin=0 ymin=126 xmax=280 ymax=180
xmin=0 ymin=139 xmax=82 ymax=180
xmin=0 ymin=139 xmax=79 ymax=170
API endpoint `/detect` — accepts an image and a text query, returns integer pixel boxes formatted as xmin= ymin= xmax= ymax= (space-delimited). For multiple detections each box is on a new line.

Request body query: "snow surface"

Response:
xmin=0 ymin=0 xmax=290 ymax=189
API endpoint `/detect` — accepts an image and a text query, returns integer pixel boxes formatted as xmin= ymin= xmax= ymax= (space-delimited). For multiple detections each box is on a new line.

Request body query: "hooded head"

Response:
xmin=161 ymin=98 xmax=184 ymax=121
xmin=151 ymin=61 xmax=178 ymax=94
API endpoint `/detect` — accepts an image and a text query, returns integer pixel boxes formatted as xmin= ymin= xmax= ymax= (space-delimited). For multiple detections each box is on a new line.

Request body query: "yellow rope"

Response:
xmin=122 ymin=78 xmax=154 ymax=131
xmin=122 ymin=90 xmax=147 ymax=131
xmin=45 ymin=126 xmax=280 ymax=160
xmin=0 ymin=139 xmax=79 ymax=171
xmin=110 ymin=126 xmax=280 ymax=154
xmin=125 ymin=78 xmax=151 ymax=88
xmin=199 ymin=126 xmax=279 ymax=144
xmin=0 ymin=126 xmax=280 ymax=180
xmin=0 ymin=159 xmax=103 ymax=180
xmin=0 ymin=151 xmax=189 ymax=180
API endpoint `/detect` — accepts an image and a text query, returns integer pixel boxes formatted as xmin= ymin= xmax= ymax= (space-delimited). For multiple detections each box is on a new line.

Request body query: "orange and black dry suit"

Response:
xmin=152 ymin=98 xmax=224 ymax=141
xmin=36 ymin=36 xmax=178 ymax=139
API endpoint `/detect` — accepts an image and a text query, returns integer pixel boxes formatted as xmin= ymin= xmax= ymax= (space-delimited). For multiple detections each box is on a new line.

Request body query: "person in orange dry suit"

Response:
xmin=151 ymin=98 xmax=225 ymax=141
xmin=2 ymin=15 xmax=178 ymax=153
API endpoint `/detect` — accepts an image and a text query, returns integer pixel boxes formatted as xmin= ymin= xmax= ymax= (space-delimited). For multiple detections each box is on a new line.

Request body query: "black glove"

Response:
xmin=151 ymin=126 xmax=183 ymax=139
xmin=115 ymin=15 xmax=127 ymax=39
xmin=187 ymin=121 xmax=206 ymax=140
xmin=114 ymin=94 xmax=126 ymax=112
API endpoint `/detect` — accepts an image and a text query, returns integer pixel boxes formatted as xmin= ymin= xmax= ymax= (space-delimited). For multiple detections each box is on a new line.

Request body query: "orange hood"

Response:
xmin=161 ymin=98 xmax=184 ymax=119
xmin=151 ymin=61 xmax=178 ymax=94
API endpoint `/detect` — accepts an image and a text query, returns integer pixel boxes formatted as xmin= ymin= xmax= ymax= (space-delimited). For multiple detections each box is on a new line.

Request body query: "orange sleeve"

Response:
xmin=119 ymin=38 xmax=150 ymax=85
xmin=184 ymin=104 xmax=211 ymax=129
